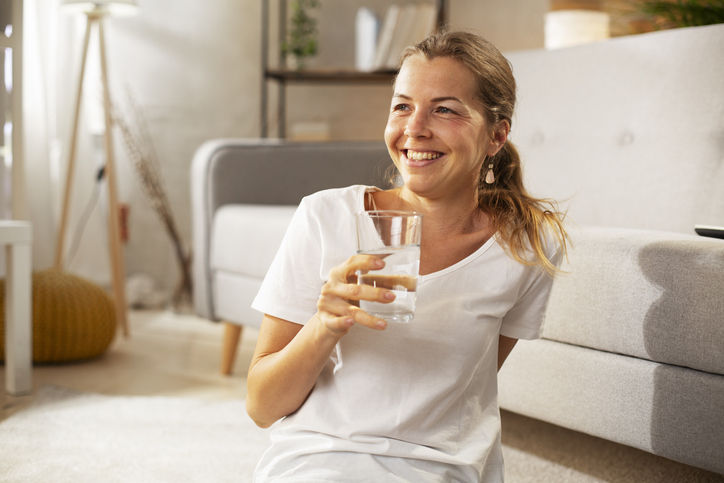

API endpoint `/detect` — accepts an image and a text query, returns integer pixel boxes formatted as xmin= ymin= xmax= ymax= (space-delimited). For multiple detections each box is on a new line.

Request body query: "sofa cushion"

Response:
xmin=499 ymin=338 xmax=724 ymax=474
xmin=210 ymin=205 xmax=297 ymax=279
xmin=543 ymin=226 xmax=724 ymax=376
xmin=213 ymin=271 xmax=266 ymax=328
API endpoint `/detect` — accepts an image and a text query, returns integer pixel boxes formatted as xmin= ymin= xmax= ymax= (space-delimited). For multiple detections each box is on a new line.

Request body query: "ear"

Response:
xmin=487 ymin=120 xmax=511 ymax=157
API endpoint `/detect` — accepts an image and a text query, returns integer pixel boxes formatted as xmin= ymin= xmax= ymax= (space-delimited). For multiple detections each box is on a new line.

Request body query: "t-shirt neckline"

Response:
xmin=358 ymin=186 xmax=499 ymax=282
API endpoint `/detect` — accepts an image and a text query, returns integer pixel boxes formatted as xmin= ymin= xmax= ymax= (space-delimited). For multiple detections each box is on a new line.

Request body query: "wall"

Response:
xmin=39 ymin=0 xmax=556 ymax=300
xmin=110 ymin=1 xmax=262 ymax=295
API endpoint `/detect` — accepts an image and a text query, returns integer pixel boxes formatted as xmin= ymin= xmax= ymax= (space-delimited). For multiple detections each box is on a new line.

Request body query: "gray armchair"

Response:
xmin=190 ymin=139 xmax=391 ymax=374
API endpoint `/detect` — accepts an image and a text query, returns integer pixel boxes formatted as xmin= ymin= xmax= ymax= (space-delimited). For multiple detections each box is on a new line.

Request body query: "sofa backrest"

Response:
xmin=506 ymin=24 xmax=724 ymax=236
xmin=194 ymin=139 xmax=391 ymax=213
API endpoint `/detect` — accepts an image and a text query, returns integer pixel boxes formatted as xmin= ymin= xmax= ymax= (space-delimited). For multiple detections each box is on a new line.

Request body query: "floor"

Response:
xmin=1 ymin=309 xmax=258 ymax=421
xmin=2 ymin=310 xmax=723 ymax=482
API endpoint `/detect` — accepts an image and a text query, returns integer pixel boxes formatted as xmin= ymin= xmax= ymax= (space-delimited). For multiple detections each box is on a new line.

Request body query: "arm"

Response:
xmin=246 ymin=255 xmax=395 ymax=428
xmin=497 ymin=335 xmax=518 ymax=371
xmin=246 ymin=314 xmax=340 ymax=428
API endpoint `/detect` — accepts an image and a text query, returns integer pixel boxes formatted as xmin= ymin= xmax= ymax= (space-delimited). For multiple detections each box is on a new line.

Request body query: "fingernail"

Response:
xmin=377 ymin=319 xmax=387 ymax=329
xmin=345 ymin=318 xmax=355 ymax=326
xmin=385 ymin=291 xmax=396 ymax=300
xmin=374 ymin=259 xmax=384 ymax=268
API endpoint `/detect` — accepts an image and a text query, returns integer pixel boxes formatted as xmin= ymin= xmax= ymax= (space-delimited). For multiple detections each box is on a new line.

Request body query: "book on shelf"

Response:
xmin=372 ymin=3 xmax=438 ymax=72
xmin=384 ymin=4 xmax=418 ymax=69
xmin=410 ymin=4 xmax=437 ymax=48
xmin=372 ymin=4 xmax=400 ymax=71
xmin=355 ymin=7 xmax=381 ymax=72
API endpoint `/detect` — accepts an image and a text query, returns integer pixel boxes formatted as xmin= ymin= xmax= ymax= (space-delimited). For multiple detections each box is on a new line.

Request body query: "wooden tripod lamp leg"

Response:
xmin=54 ymin=12 xmax=129 ymax=337
xmin=98 ymin=17 xmax=129 ymax=337
xmin=55 ymin=16 xmax=93 ymax=269
xmin=221 ymin=322 xmax=243 ymax=375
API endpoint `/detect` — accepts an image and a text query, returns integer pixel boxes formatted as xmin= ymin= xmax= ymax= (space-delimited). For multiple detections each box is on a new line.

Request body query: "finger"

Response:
xmin=348 ymin=306 xmax=388 ymax=330
xmin=317 ymin=296 xmax=387 ymax=331
xmin=329 ymin=254 xmax=385 ymax=283
xmin=317 ymin=309 xmax=356 ymax=335
xmin=322 ymin=278 xmax=396 ymax=304
xmin=317 ymin=291 xmax=356 ymax=316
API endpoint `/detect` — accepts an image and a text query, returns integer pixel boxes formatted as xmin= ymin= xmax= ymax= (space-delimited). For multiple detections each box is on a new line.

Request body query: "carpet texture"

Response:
xmin=0 ymin=385 xmax=272 ymax=482
xmin=2 ymin=385 xmax=722 ymax=482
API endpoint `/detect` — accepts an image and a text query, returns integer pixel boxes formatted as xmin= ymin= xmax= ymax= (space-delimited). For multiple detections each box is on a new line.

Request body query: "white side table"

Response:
xmin=1 ymin=221 xmax=32 ymax=396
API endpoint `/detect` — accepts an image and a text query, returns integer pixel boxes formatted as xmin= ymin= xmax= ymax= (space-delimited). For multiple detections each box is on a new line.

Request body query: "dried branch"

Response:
xmin=111 ymin=92 xmax=193 ymax=310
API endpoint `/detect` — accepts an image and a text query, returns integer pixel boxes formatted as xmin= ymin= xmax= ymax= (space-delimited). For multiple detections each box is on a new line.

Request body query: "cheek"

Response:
xmin=384 ymin=118 xmax=401 ymax=148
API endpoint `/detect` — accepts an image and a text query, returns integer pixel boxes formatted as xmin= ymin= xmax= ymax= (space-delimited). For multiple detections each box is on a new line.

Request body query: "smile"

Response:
xmin=405 ymin=150 xmax=443 ymax=161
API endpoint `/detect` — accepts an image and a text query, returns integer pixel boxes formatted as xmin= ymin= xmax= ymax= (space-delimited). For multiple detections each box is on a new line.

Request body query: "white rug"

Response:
xmin=3 ymin=385 xmax=718 ymax=483
xmin=0 ymin=385 xmax=273 ymax=483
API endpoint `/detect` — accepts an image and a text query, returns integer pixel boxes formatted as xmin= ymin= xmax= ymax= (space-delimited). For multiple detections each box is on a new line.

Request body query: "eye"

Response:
xmin=436 ymin=106 xmax=454 ymax=114
xmin=393 ymin=103 xmax=411 ymax=112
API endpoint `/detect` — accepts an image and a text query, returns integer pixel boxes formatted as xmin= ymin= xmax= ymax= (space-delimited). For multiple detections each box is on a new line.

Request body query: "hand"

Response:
xmin=316 ymin=255 xmax=396 ymax=335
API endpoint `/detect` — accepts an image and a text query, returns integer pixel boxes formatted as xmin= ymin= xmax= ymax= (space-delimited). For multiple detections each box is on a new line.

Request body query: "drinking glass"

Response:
xmin=355 ymin=211 xmax=423 ymax=323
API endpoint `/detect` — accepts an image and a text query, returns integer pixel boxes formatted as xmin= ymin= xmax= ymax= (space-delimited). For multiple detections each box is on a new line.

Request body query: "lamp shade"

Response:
xmin=61 ymin=0 xmax=140 ymax=17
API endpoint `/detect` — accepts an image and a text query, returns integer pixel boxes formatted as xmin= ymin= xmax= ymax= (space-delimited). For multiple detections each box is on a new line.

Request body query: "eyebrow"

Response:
xmin=392 ymin=93 xmax=464 ymax=104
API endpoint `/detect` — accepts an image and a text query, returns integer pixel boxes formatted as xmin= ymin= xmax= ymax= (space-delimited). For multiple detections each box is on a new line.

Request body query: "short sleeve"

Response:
xmin=500 ymin=246 xmax=563 ymax=340
xmin=251 ymin=196 xmax=325 ymax=325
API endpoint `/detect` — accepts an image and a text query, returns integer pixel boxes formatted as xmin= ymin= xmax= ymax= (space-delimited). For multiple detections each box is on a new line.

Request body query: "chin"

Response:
xmin=398 ymin=177 xmax=437 ymax=197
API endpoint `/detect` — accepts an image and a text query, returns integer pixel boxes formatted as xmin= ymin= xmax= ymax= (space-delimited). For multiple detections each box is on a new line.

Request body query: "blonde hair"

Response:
xmin=397 ymin=30 xmax=568 ymax=275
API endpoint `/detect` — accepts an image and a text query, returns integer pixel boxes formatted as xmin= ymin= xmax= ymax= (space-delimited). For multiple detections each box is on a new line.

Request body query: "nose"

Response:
xmin=404 ymin=110 xmax=431 ymax=138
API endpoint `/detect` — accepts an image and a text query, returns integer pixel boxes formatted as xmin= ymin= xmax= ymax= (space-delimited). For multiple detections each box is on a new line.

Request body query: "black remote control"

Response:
xmin=694 ymin=225 xmax=724 ymax=239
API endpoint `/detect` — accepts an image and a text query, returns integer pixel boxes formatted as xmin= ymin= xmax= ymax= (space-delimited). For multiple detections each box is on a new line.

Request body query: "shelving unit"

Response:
xmin=260 ymin=0 xmax=448 ymax=138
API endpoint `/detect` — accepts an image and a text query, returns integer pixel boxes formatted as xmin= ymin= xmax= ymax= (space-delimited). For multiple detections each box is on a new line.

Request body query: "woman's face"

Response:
xmin=384 ymin=55 xmax=499 ymax=201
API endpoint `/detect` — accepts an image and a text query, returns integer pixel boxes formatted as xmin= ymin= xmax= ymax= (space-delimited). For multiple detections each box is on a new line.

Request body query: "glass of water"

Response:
xmin=355 ymin=210 xmax=423 ymax=323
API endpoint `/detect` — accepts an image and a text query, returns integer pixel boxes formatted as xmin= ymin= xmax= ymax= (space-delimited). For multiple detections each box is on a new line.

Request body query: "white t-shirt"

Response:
xmin=252 ymin=185 xmax=561 ymax=482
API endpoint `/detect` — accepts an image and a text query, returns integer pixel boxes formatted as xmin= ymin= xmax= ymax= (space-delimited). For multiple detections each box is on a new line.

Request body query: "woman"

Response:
xmin=247 ymin=30 xmax=568 ymax=482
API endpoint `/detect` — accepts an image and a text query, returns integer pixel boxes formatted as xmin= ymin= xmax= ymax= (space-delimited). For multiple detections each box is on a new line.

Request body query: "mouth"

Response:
xmin=403 ymin=149 xmax=443 ymax=167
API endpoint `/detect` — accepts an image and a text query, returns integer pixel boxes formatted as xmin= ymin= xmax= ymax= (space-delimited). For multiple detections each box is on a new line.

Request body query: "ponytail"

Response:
xmin=479 ymin=140 xmax=569 ymax=276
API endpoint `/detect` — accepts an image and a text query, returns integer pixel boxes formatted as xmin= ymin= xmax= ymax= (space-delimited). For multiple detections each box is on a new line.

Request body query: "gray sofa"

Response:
xmin=496 ymin=24 xmax=724 ymax=474
xmin=191 ymin=24 xmax=724 ymax=474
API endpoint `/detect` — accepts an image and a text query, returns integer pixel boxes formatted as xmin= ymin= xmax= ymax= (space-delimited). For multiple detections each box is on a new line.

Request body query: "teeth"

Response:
xmin=407 ymin=150 xmax=442 ymax=160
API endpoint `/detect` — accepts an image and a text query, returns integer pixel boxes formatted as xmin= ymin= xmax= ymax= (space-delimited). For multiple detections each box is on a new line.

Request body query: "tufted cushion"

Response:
xmin=0 ymin=269 xmax=116 ymax=363
xmin=507 ymin=25 xmax=724 ymax=236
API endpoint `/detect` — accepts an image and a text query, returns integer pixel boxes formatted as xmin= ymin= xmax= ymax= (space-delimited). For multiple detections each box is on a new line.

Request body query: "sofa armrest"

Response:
xmin=543 ymin=225 xmax=724 ymax=375
xmin=190 ymin=139 xmax=391 ymax=320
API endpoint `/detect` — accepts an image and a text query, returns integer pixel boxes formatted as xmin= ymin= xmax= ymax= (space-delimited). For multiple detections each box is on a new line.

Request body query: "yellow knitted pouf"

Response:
xmin=0 ymin=268 xmax=116 ymax=363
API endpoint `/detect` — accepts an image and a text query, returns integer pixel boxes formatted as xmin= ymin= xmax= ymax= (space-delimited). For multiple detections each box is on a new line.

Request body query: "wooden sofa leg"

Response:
xmin=221 ymin=322 xmax=243 ymax=376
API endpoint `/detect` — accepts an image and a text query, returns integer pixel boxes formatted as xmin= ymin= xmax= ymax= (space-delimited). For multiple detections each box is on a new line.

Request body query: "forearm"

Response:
xmin=246 ymin=314 xmax=342 ymax=428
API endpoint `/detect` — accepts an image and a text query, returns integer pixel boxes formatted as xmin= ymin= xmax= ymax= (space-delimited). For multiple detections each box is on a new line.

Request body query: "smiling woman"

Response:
xmin=390 ymin=32 xmax=568 ymax=276
xmin=246 ymin=30 xmax=569 ymax=483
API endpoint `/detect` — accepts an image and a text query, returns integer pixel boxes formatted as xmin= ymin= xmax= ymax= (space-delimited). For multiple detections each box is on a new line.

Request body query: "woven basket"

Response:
xmin=0 ymin=268 xmax=116 ymax=363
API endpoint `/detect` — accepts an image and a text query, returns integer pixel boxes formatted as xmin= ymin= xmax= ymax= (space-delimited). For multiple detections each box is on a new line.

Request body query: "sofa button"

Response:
xmin=620 ymin=131 xmax=635 ymax=146
xmin=531 ymin=131 xmax=545 ymax=145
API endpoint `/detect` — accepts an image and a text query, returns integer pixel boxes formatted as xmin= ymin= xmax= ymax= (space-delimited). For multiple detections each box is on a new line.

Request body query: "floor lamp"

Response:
xmin=55 ymin=0 xmax=139 ymax=337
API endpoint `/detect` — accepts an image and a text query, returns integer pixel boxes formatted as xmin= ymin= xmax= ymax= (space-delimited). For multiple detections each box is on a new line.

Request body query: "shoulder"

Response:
xmin=302 ymin=185 xmax=367 ymax=205
xmin=538 ymin=221 xmax=568 ymax=270
xmin=505 ymin=219 xmax=567 ymax=273
xmin=299 ymin=185 xmax=370 ymax=217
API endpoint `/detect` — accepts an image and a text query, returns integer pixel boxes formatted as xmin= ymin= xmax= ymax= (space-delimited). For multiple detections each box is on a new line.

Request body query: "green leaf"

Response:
xmin=638 ymin=0 xmax=724 ymax=28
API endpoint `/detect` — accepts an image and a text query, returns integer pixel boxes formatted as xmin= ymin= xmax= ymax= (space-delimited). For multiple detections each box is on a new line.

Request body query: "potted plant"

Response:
xmin=636 ymin=0 xmax=724 ymax=28
xmin=282 ymin=0 xmax=321 ymax=70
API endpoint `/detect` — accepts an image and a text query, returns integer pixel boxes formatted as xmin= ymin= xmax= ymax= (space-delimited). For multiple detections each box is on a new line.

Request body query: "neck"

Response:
xmin=384 ymin=186 xmax=488 ymax=237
